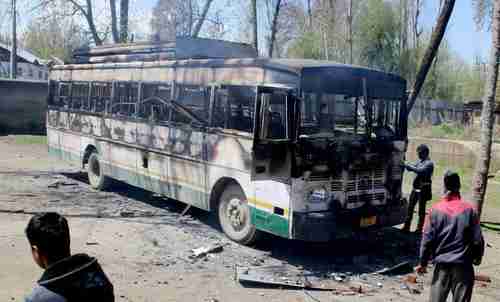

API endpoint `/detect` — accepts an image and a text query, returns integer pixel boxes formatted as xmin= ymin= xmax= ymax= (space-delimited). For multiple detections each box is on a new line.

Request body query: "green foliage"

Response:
xmin=13 ymin=135 xmax=47 ymax=145
xmin=287 ymin=30 xmax=323 ymax=60
xmin=22 ymin=18 xmax=89 ymax=62
xmin=357 ymin=0 xmax=400 ymax=73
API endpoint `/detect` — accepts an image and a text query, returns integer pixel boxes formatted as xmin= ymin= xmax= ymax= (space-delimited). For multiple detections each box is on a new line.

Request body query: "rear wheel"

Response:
xmin=218 ymin=184 xmax=260 ymax=245
xmin=87 ymin=152 xmax=111 ymax=190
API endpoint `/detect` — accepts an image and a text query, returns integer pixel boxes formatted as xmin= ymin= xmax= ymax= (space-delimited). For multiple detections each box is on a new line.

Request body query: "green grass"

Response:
xmin=403 ymin=157 xmax=500 ymax=212
xmin=13 ymin=135 xmax=47 ymax=145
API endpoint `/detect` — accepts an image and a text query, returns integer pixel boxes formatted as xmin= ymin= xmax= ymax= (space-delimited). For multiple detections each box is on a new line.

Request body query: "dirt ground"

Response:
xmin=1 ymin=135 xmax=500 ymax=302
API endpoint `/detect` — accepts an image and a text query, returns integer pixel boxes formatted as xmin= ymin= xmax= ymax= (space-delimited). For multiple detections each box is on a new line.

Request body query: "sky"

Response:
xmin=0 ymin=0 xmax=494 ymax=63
xmin=422 ymin=0 xmax=492 ymax=63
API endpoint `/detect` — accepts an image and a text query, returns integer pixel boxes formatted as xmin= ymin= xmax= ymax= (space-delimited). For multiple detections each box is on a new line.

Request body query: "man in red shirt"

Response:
xmin=416 ymin=171 xmax=484 ymax=302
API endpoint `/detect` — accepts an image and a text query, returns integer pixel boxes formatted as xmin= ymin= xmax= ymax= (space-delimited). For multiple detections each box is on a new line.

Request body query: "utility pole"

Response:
xmin=10 ymin=0 xmax=17 ymax=79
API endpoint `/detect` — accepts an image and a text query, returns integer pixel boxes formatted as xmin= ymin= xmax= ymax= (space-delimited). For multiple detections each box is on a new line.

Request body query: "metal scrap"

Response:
xmin=235 ymin=265 xmax=370 ymax=294
xmin=374 ymin=261 xmax=413 ymax=276
xmin=191 ymin=243 xmax=225 ymax=258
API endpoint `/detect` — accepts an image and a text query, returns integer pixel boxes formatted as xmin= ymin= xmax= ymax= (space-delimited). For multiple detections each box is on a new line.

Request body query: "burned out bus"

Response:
xmin=47 ymin=38 xmax=408 ymax=244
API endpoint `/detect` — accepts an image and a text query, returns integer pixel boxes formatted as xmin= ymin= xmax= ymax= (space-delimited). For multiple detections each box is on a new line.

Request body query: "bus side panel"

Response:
xmin=205 ymin=133 xmax=291 ymax=238
xmin=99 ymin=140 xmax=138 ymax=188
xmin=166 ymin=126 xmax=208 ymax=210
xmin=47 ymin=110 xmax=82 ymax=166
xmin=252 ymin=181 xmax=291 ymax=239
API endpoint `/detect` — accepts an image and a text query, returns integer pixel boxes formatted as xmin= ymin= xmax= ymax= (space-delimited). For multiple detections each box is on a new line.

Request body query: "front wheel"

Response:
xmin=218 ymin=184 xmax=260 ymax=245
xmin=87 ymin=153 xmax=111 ymax=190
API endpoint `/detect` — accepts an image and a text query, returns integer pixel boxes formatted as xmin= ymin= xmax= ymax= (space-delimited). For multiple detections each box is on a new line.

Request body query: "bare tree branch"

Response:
xmin=192 ymin=0 xmax=214 ymax=38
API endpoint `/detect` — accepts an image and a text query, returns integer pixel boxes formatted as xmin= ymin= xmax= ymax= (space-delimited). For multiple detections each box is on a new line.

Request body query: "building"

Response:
xmin=0 ymin=42 xmax=49 ymax=81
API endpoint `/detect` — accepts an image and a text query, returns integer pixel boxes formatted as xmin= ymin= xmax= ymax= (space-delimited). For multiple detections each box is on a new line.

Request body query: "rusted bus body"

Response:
xmin=48 ymin=57 xmax=408 ymax=242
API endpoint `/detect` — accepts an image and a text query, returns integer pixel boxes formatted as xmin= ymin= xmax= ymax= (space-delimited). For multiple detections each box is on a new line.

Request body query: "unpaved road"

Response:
xmin=1 ymin=135 xmax=500 ymax=302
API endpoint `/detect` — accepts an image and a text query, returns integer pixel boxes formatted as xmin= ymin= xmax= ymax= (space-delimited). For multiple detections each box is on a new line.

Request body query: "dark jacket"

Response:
xmin=420 ymin=194 xmax=485 ymax=267
xmin=405 ymin=158 xmax=434 ymax=200
xmin=25 ymin=253 xmax=114 ymax=302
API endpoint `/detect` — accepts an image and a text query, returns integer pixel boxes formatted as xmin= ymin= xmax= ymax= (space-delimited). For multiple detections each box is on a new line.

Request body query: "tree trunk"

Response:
xmin=10 ymin=0 xmax=17 ymax=79
xmin=192 ymin=0 xmax=214 ymax=38
xmin=82 ymin=0 xmax=102 ymax=45
xmin=268 ymin=0 xmax=282 ymax=58
xmin=120 ymin=0 xmax=129 ymax=43
xmin=347 ymin=0 xmax=353 ymax=64
xmin=110 ymin=0 xmax=120 ymax=43
xmin=251 ymin=0 xmax=258 ymax=52
xmin=472 ymin=0 xmax=500 ymax=218
xmin=307 ymin=0 xmax=312 ymax=28
xmin=407 ymin=0 xmax=456 ymax=114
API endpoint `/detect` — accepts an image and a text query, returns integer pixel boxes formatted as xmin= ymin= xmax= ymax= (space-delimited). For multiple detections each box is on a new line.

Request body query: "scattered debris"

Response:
xmin=235 ymin=266 xmax=370 ymax=294
xmin=120 ymin=211 xmax=135 ymax=217
xmin=403 ymin=282 xmax=422 ymax=295
xmin=178 ymin=204 xmax=192 ymax=221
xmin=475 ymin=274 xmax=492 ymax=283
xmin=48 ymin=181 xmax=78 ymax=188
xmin=191 ymin=244 xmax=225 ymax=258
xmin=331 ymin=273 xmax=349 ymax=283
xmin=374 ymin=261 xmax=413 ymax=276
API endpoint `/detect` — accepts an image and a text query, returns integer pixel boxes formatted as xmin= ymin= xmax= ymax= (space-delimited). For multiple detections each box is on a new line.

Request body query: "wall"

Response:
xmin=0 ymin=79 xmax=48 ymax=134
xmin=0 ymin=62 xmax=49 ymax=81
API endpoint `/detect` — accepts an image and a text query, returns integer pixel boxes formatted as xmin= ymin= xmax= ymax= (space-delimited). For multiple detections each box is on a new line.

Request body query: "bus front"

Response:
xmin=252 ymin=65 xmax=408 ymax=241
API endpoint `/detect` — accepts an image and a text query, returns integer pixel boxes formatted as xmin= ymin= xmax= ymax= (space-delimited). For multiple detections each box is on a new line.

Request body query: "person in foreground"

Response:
xmin=416 ymin=171 xmax=484 ymax=302
xmin=25 ymin=212 xmax=114 ymax=302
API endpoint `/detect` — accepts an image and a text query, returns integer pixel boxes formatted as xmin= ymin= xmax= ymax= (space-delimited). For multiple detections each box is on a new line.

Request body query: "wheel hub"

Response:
xmin=226 ymin=198 xmax=246 ymax=230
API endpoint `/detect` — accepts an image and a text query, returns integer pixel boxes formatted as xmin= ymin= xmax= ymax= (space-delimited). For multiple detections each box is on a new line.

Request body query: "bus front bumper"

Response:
xmin=291 ymin=200 xmax=408 ymax=242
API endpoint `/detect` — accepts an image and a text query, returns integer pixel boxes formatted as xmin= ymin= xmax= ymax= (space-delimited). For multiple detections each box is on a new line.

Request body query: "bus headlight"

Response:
xmin=308 ymin=186 xmax=330 ymax=204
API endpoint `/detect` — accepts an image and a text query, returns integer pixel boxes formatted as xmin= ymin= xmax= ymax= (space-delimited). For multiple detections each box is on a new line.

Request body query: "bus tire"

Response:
xmin=87 ymin=152 xmax=111 ymax=191
xmin=218 ymin=183 xmax=260 ymax=245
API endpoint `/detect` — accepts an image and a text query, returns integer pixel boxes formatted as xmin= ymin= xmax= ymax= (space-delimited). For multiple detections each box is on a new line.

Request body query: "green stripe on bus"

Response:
xmin=250 ymin=206 xmax=290 ymax=239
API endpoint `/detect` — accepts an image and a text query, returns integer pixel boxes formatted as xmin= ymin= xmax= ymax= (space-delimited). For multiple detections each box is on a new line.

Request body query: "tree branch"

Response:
xmin=192 ymin=0 xmax=214 ymax=38
xmin=110 ymin=0 xmax=120 ymax=43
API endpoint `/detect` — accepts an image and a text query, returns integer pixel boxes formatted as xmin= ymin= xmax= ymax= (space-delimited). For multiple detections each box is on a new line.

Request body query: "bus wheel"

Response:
xmin=87 ymin=153 xmax=111 ymax=191
xmin=218 ymin=184 xmax=259 ymax=245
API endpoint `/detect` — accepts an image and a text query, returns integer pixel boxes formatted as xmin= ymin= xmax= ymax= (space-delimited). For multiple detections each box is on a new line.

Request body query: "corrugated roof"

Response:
xmin=0 ymin=42 xmax=44 ymax=65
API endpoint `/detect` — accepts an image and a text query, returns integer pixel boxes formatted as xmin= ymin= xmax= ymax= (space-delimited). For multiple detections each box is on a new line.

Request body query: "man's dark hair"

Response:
xmin=25 ymin=212 xmax=70 ymax=262
xmin=417 ymin=144 xmax=430 ymax=158
xmin=444 ymin=170 xmax=461 ymax=193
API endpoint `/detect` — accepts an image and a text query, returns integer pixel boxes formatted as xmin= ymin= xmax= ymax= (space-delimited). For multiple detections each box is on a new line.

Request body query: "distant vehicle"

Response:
xmin=47 ymin=38 xmax=408 ymax=244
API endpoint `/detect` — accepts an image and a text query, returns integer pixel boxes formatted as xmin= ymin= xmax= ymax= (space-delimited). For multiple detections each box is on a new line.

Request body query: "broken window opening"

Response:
xmin=213 ymin=85 xmax=255 ymax=133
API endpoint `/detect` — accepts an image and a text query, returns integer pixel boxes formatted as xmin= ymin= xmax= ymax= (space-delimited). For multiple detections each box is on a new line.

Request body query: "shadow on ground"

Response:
xmin=62 ymin=171 xmax=421 ymax=276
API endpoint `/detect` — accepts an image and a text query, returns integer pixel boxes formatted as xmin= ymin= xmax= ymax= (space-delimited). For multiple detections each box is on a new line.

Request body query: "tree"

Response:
xmin=36 ymin=0 xmax=130 ymax=45
xmin=357 ymin=0 xmax=400 ymax=72
xmin=23 ymin=17 xmax=89 ymax=61
xmin=251 ymin=0 xmax=258 ymax=51
xmin=267 ymin=0 xmax=282 ymax=57
xmin=407 ymin=0 xmax=456 ymax=113
xmin=472 ymin=0 xmax=500 ymax=218
xmin=151 ymin=0 xmax=215 ymax=41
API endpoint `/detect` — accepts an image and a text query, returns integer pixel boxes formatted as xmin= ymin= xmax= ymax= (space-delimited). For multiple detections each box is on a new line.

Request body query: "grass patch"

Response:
xmin=13 ymin=135 xmax=47 ymax=145
xmin=403 ymin=157 xmax=500 ymax=212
